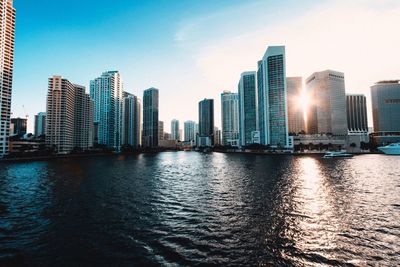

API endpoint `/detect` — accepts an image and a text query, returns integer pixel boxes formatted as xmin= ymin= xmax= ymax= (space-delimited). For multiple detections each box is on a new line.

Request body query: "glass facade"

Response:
xmin=142 ymin=88 xmax=159 ymax=148
xmin=221 ymin=91 xmax=239 ymax=146
xmin=239 ymin=72 xmax=258 ymax=146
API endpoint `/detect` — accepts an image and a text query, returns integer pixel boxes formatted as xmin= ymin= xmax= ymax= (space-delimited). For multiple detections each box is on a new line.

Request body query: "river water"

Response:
xmin=0 ymin=152 xmax=399 ymax=266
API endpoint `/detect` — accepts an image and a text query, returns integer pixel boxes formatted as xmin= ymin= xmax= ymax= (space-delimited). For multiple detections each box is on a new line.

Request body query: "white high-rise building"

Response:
xmin=257 ymin=46 xmax=290 ymax=148
xmin=306 ymin=70 xmax=347 ymax=135
xmin=0 ymin=0 xmax=15 ymax=157
xmin=90 ymin=71 xmax=123 ymax=150
xmin=221 ymin=91 xmax=239 ymax=147
xmin=184 ymin=120 xmax=196 ymax=142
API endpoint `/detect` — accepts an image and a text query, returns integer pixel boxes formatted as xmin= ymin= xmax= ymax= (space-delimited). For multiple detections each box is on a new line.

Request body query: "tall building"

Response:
xmin=10 ymin=118 xmax=27 ymax=137
xmin=90 ymin=71 xmax=123 ymax=150
xmin=122 ymin=92 xmax=141 ymax=148
xmin=305 ymin=70 xmax=347 ymax=135
xmin=214 ymin=127 xmax=222 ymax=146
xmin=46 ymin=76 xmax=92 ymax=154
xmin=171 ymin=119 xmax=180 ymax=141
xmin=34 ymin=112 xmax=46 ymax=137
xmin=371 ymin=81 xmax=400 ymax=132
xmin=158 ymin=121 xmax=164 ymax=141
xmin=198 ymin=99 xmax=214 ymax=147
xmin=239 ymin=72 xmax=258 ymax=146
xmin=74 ymin=85 xmax=94 ymax=150
xmin=0 ymin=0 xmax=15 ymax=156
xmin=257 ymin=46 xmax=289 ymax=147
xmin=221 ymin=91 xmax=239 ymax=147
xmin=142 ymin=88 xmax=159 ymax=148
xmin=184 ymin=120 xmax=196 ymax=142
xmin=346 ymin=94 xmax=368 ymax=133
xmin=287 ymin=77 xmax=305 ymax=134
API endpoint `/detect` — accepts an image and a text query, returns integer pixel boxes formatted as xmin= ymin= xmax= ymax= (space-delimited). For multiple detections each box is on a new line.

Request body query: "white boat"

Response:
xmin=378 ymin=143 xmax=400 ymax=155
xmin=323 ymin=151 xmax=353 ymax=158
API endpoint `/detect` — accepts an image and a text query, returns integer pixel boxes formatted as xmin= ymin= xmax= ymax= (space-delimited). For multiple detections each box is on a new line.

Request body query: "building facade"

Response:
xmin=198 ymin=99 xmax=214 ymax=147
xmin=171 ymin=119 xmax=180 ymax=141
xmin=122 ymin=92 xmax=141 ymax=148
xmin=142 ymin=88 xmax=159 ymax=148
xmin=371 ymin=80 xmax=400 ymax=132
xmin=239 ymin=72 xmax=258 ymax=146
xmin=184 ymin=120 xmax=196 ymax=142
xmin=257 ymin=46 xmax=289 ymax=148
xmin=46 ymin=76 xmax=93 ymax=154
xmin=346 ymin=94 xmax=368 ymax=133
xmin=90 ymin=71 xmax=123 ymax=150
xmin=10 ymin=118 xmax=27 ymax=137
xmin=34 ymin=112 xmax=46 ymax=137
xmin=158 ymin=121 xmax=164 ymax=141
xmin=305 ymin=70 xmax=347 ymax=135
xmin=287 ymin=77 xmax=305 ymax=134
xmin=0 ymin=0 xmax=15 ymax=156
xmin=221 ymin=91 xmax=239 ymax=147
xmin=74 ymin=85 xmax=94 ymax=150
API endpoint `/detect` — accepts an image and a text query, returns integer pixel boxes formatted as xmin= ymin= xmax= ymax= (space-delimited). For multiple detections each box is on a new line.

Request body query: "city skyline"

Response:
xmin=11 ymin=0 xmax=400 ymax=133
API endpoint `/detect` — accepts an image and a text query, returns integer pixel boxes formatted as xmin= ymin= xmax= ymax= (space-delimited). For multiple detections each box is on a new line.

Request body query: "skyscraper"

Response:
xmin=171 ymin=119 xmax=180 ymax=141
xmin=239 ymin=72 xmax=258 ymax=146
xmin=122 ymin=92 xmax=141 ymax=148
xmin=34 ymin=112 xmax=46 ymax=137
xmin=287 ymin=77 xmax=305 ymax=134
xmin=74 ymin=85 xmax=94 ymax=150
xmin=346 ymin=94 xmax=368 ymax=133
xmin=46 ymin=76 xmax=93 ymax=154
xmin=184 ymin=120 xmax=196 ymax=142
xmin=257 ymin=46 xmax=289 ymax=147
xmin=158 ymin=121 xmax=164 ymax=141
xmin=142 ymin=88 xmax=159 ymax=148
xmin=198 ymin=99 xmax=214 ymax=147
xmin=0 ymin=0 xmax=15 ymax=156
xmin=90 ymin=71 xmax=123 ymax=150
xmin=221 ymin=91 xmax=239 ymax=147
xmin=10 ymin=118 xmax=27 ymax=137
xmin=371 ymin=80 xmax=400 ymax=132
xmin=305 ymin=70 xmax=347 ymax=135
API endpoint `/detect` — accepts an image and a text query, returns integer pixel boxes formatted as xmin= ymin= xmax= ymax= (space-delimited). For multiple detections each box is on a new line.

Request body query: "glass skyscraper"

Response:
xmin=346 ymin=94 xmax=368 ymax=133
xmin=257 ymin=46 xmax=289 ymax=148
xmin=122 ymin=92 xmax=141 ymax=148
xmin=371 ymin=81 xmax=400 ymax=132
xmin=171 ymin=119 xmax=180 ymax=141
xmin=198 ymin=99 xmax=214 ymax=147
xmin=184 ymin=120 xmax=196 ymax=142
xmin=287 ymin=77 xmax=305 ymax=134
xmin=142 ymin=88 xmax=159 ymax=148
xmin=238 ymin=72 xmax=258 ymax=147
xmin=90 ymin=71 xmax=123 ymax=150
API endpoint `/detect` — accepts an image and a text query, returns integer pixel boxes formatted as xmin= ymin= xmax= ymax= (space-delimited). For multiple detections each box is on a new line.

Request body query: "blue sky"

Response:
xmin=12 ymin=0 xmax=400 ymax=132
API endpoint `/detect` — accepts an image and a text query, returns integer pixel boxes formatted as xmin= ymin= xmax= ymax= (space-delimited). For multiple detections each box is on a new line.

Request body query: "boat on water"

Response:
xmin=323 ymin=151 xmax=353 ymax=158
xmin=378 ymin=143 xmax=400 ymax=155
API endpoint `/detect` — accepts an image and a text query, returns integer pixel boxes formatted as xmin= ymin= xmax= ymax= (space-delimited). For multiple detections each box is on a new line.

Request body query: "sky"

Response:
xmin=12 ymin=0 xmax=400 ymax=133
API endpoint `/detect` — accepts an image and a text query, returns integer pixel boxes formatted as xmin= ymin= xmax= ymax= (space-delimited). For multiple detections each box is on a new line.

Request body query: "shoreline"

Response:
xmin=0 ymin=149 xmax=382 ymax=163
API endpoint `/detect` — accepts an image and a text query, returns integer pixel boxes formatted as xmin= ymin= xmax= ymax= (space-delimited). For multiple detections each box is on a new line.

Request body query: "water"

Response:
xmin=0 ymin=152 xmax=399 ymax=266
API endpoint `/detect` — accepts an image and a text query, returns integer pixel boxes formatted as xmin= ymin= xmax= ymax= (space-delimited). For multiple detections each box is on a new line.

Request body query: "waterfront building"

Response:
xmin=184 ymin=120 xmax=196 ymax=142
xmin=163 ymin=132 xmax=171 ymax=141
xmin=198 ymin=99 xmax=214 ymax=147
xmin=158 ymin=121 xmax=164 ymax=141
xmin=346 ymin=94 xmax=368 ymax=133
xmin=46 ymin=76 xmax=93 ymax=154
xmin=221 ymin=91 xmax=239 ymax=147
xmin=305 ymin=70 xmax=347 ymax=135
xmin=90 ymin=71 xmax=123 ymax=150
xmin=371 ymin=80 xmax=400 ymax=132
xmin=257 ymin=46 xmax=290 ymax=148
xmin=171 ymin=119 xmax=180 ymax=141
xmin=142 ymin=88 xmax=159 ymax=148
xmin=34 ymin=112 xmax=46 ymax=137
xmin=122 ymin=92 xmax=141 ymax=148
xmin=10 ymin=118 xmax=27 ymax=137
xmin=0 ymin=0 xmax=16 ymax=156
xmin=287 ymin=77 xmax=305 ymax=134
xmin=214 ymin=127 xmax=222 ymax=146
xmin=74 ymin=85 xmax=94 ymax=150
xmin=239 ymin=72 xmax=258 ymax=147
